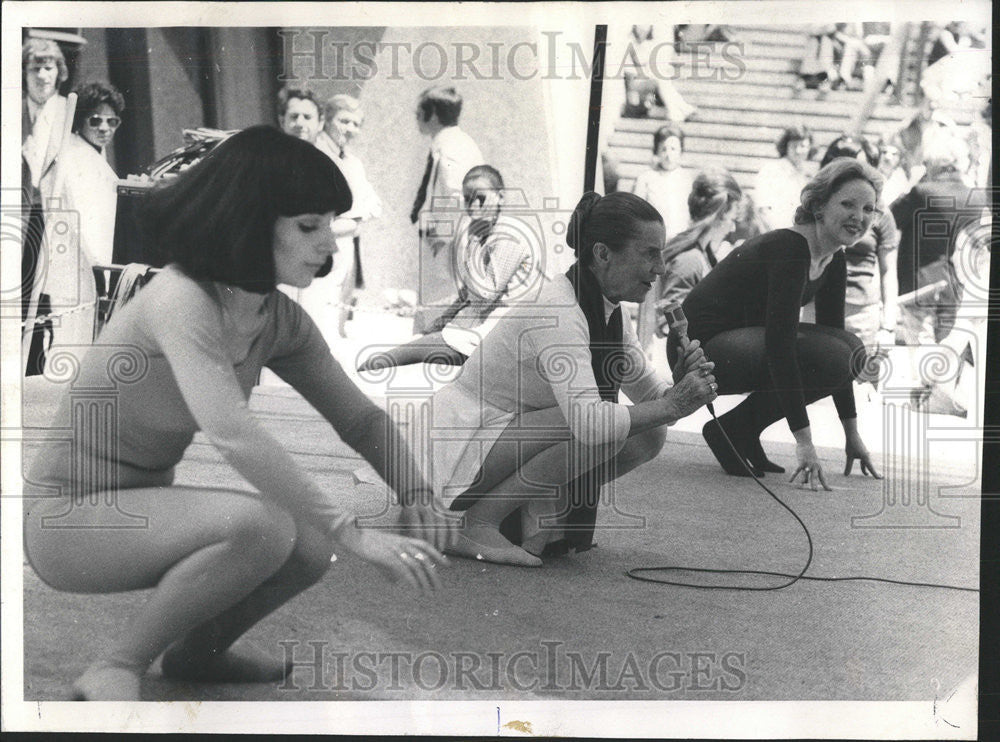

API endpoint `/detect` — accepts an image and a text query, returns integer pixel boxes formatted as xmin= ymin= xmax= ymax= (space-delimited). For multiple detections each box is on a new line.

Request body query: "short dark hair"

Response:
xmin=567 ymin=191 xmax=663 ymax=267
xmin=820 ymin=134 xmax=881 ymax=169
xmin=794 ymin=158 xmax=883 ymax=225
xmin=653 ymin=123 xmax=684 ymax=154
xmin=277 ymin=87 xmax=322 ymax=119
xmin=71 ymin=81 xmax=125 ymax=133
xmin=776 ymin=125 xmax=812 ymax=157
xmin=140 ymin=125 xmax=352 ymax=293
xmin=418 ymin=86 xmax=462 ymax=127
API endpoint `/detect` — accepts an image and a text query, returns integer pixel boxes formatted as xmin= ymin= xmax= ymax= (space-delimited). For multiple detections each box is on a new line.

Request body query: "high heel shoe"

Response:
xmin=446 ymin=517 xmax=542 ymax=567
xmin=702 ymin=419 xmax=762 ymax=477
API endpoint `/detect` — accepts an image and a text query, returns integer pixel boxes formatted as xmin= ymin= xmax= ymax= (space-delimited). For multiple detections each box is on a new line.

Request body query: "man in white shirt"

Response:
xmin=410 ymin=86 xmax=484 ymax=312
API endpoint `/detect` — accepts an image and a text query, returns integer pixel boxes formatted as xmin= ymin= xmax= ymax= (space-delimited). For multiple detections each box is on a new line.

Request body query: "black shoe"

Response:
xmin=745 ymin=437 xmax=786 ymax=474
xmin=702 ymin=419 xmax=762 ymax=477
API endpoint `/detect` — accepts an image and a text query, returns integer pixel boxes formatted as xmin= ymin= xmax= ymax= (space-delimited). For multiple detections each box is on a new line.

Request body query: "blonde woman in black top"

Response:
xmin=678 ymin=159 xmax=883 ymax=487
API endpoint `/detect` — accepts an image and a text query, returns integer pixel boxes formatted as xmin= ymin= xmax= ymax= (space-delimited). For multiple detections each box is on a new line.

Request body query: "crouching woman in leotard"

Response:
xmin=429 ymin=191 xmax=718 ymax=566
xmin=676 ymin=158 xmax=884 ymax=486
xmin=23 ymin=126 xmax=454 ymax=701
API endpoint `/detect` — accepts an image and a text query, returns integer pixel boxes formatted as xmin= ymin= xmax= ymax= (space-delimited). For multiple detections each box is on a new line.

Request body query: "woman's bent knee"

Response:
xmin=223 ymin=499 xmax=298 ymax=569
xmin=626 ymin=425 xmax=668 ymax=466
xmin=286 ymin=520 xmax=335 ymax=585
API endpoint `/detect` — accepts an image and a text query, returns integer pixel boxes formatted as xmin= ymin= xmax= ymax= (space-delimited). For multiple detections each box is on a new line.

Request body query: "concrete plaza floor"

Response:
xmin=20 ymin=302 xmax=981 ymax=710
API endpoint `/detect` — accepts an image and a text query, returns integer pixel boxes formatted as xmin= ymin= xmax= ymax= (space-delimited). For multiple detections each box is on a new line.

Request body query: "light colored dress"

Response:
xmin=429 ymin=273 xmax=671 ymax=506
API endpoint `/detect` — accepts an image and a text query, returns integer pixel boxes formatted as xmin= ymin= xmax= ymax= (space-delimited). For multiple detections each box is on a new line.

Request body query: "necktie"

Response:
xmin=410 ymin=151 xmax=434 ymax=224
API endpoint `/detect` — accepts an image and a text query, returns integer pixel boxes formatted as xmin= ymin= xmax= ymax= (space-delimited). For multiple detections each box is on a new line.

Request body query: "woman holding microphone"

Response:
xmin=429 ymin=191 xmax=718 ymax=566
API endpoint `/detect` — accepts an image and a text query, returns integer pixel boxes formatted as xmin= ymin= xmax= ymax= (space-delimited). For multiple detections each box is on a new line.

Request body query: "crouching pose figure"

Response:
xmin=23 ymin=126 xmax=454 ymax=701
xmin=429 ymin=191 xmax=718 ymax=566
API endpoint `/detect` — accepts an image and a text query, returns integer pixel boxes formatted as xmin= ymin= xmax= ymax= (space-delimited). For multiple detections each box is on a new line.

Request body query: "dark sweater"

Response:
xmin=683 ymin=229 xmax=856 ymax=431
xmin=890 ymin=172 xmax=973 ymax=295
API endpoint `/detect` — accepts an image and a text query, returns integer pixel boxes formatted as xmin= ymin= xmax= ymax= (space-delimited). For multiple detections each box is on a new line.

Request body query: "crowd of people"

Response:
xmin=18 ymin=22 xmax=991 ymax=702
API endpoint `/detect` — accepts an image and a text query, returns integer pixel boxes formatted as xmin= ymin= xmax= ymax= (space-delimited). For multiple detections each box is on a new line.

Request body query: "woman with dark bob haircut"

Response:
xmin=676 ymin=158 xmax=883 ymax=486
xmin=428 ymin=191 xmax=718 ymax=567
xmin=23 ymin=125 xmax=454 ymax=701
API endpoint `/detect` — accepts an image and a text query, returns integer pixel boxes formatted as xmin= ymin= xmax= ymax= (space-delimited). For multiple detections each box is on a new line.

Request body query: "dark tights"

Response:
xmin=682 ymin=323 xmax=865 ymax=436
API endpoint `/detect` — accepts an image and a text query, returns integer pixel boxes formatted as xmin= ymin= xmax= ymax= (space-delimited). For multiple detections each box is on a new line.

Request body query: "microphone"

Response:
xmin=662 ymin=302 xmax=714 ymax=414
xmin=662 ymin=302 xmax=687 ymax=344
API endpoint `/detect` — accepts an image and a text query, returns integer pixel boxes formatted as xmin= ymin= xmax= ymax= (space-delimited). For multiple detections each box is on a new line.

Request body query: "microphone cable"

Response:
xmin=625 ymin=394 xmax=978 ymax=595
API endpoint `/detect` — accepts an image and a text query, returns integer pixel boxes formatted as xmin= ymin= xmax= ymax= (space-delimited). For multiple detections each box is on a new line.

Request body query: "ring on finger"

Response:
xmin=413 ymin=552 xmax=426 ymax=561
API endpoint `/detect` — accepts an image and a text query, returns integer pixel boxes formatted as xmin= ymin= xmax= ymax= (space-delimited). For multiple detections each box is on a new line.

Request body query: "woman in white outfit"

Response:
xmin=45 ymin=81 xmax=124 ymax=348
xmin=429 ymin=191 xmax=718 ymax=567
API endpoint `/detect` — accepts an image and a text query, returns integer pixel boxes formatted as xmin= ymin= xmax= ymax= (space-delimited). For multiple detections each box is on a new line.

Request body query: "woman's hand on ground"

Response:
xmin=397 ymin=502 xmax=459 ymax=553
xmin=337 ymin=526 xmax=448 ymax=591
xmin=790 ymin=439 xmax=832 ymax=491
xmin=844 ymin=432 xmax=882 ymax=478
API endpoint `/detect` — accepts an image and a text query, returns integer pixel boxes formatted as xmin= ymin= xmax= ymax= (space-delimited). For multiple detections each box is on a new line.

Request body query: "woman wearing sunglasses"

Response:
xmin=43 ymin=81 xmax=125 ymax=349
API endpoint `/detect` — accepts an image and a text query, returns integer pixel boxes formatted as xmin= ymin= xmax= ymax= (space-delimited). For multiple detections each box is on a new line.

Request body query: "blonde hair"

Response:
xmin=324 ymin=93 xmax=362 ymax=120
xmin=794 ymin=158 xmax=883 ymax=225
xmin=921 ymin=127 xmax=969 ymax=175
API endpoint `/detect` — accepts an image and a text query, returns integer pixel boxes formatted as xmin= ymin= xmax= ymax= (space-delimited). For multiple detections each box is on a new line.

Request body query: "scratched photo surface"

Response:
xmin=1 ymin=1 xmax=992 ymax=737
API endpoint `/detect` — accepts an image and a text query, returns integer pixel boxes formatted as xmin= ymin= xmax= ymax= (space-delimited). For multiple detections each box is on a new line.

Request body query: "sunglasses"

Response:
xmin=88 ymin=115 xmax=121 ymax=129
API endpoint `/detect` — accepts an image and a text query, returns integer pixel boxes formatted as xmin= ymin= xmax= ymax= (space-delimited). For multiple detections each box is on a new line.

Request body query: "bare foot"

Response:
xmin=72 ymin=661 xmax=142 ymax=701
xmin=160 ymin=640 xmax=292 ymax=683
xmin=446 ymin=519 xmax=542 ymax=567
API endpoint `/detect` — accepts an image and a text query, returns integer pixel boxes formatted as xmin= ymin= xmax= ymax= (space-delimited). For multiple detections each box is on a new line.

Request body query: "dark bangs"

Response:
xmin=272 ymin=143 xmax=353 ymax=218
xmin=140 ymin=126 xmax=352 ymax=294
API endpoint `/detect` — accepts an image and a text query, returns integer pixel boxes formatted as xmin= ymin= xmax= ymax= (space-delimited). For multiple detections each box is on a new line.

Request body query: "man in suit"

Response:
xmin=410 ymin=86 xmax=484 ymax=317
xmin=22 ymin=37 xmax=70 ymax=375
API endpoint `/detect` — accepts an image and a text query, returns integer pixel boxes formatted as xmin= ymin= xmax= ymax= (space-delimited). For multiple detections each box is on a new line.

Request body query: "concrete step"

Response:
xmin=674 ymin=54 xmax=802 ymax=74
xmin=679 ymin=90 xmax=912 ymax=121
xmin=613 ymin=109 xmax=909 ymax=137
xmin=670 ymin=68 xmax=801 ymax=88
xmin=608 ymin=131 xmax=783 ymax=159
xmin=614 ymin=173 xmax=760 ymax=199
xmin=728 ymin=25 xmax=817 ymax=47
xmin=611 ymin=117 xmax=907 ymax=145
xmin=612 ymin=151 xmax=814 ymax=180
xmin=611 ymin=140 xmax=930 ymax=185
xmin=677 ymin=78 xmax=895 ymax=105
xmin=664 ymin=38 xmax=809 ymax=66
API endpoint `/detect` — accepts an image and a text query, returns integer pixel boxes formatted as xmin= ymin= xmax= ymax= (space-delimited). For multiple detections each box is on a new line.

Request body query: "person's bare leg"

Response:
xmin=160 ymin=518 xmax=333 ymax=683
xmin=452 ymin=406 xmax=667 ymax=563
xmin=357 ymin=331 xmax=465 ymax=371
xmin=25 ymin=488 xmax=302 ymax=700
